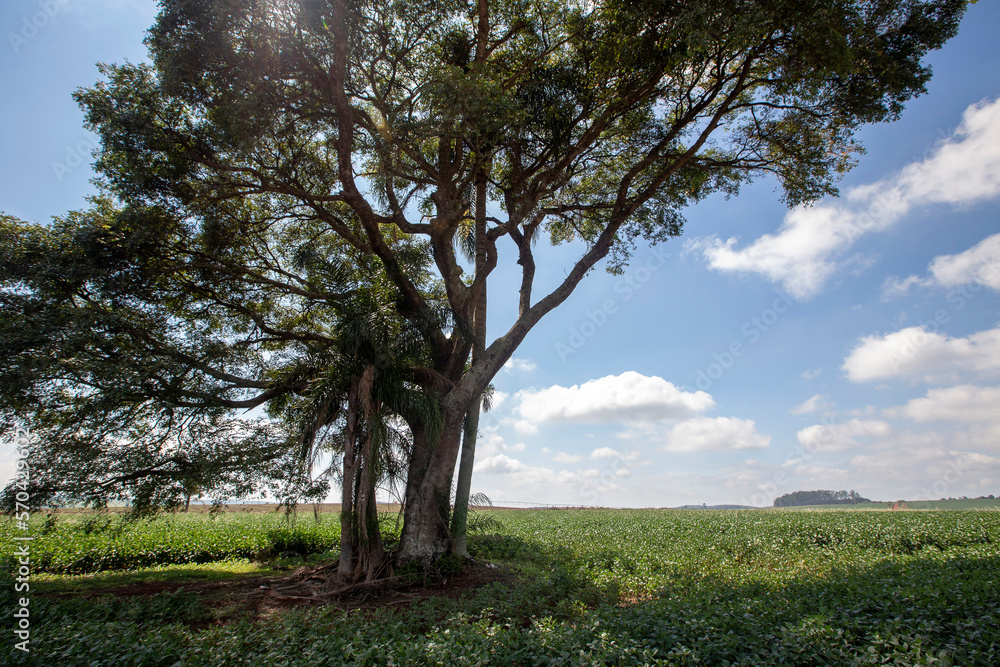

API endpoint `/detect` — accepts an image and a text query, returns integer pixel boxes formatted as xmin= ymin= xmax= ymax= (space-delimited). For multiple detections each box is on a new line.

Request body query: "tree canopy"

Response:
xmin=1 ymin=0 xmax=968 ymax=565
xmin=773 ymin=489 xmax=872 ymax=507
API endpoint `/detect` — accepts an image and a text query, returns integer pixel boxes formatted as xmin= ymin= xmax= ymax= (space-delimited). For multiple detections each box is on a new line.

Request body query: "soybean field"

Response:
xmin=3 ymin=508 xmax=998 ymax=665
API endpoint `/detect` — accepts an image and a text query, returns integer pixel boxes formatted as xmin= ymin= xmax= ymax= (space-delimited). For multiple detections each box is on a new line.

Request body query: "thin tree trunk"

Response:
xmin=338 ymin=379 xmax=361 ymax=576
xmin=355 ymin=424 xmax=386 ymax=581
xmin=361 ymin=449 xmax=386 ymax=581
xmin=451 ymin=399 xmax=481 ymax=556
xmin=450 ymin=163 xmax=489 ymax=557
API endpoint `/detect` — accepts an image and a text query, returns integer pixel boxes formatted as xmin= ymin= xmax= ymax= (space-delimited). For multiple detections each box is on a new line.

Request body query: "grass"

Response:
xmin=4 ymin=508 xmax=999 ymax=665
xmin=776 ymin=498 xmax=1000 ymax=511
xmin=0 ymin=510 xmax=384 ymax=574
xmin=29 ymin=558 xmax=285 ymax=595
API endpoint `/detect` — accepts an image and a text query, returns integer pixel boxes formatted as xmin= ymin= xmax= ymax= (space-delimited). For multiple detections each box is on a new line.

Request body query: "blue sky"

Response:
xmin=2 ymin=1 xmax=999 ymax=507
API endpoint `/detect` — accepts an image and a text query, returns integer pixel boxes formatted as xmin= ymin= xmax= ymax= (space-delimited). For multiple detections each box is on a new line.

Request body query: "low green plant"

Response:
xmin=434 ymin=552 xmax=465 ymax=577
xmin=4 ymin=509 xmax=998 ymax=666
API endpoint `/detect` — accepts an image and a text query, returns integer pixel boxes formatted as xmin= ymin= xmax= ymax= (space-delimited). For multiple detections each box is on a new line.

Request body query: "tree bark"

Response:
xmin=450 ymin=163 xmax=489 ymax=558
xmin=356 ymin=426 xmax=386 ymax=581
xmin=338 ymin=379 xmax=360 ymax=575
xmin=397 ymin=414 xmax=464 ymax=566
xmin=451 ymin=400 xmax=481 ymax=557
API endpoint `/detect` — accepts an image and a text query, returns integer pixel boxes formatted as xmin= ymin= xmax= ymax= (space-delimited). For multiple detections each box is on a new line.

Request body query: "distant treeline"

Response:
xmin=773 ymin=489 xmax=870 ymax=507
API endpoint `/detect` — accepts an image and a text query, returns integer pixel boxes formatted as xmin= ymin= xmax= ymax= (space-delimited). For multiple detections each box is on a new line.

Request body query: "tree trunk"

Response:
xmin=450 ymin=399 xmax=481 ymax=557
xmin=396 ymin=415 xmax=464 ymax=566
xmin=355 ymin=426 xmax=386 ymax=581
xmin=450 ymin=153 xmax=489 ymax=557
xmin=338 ymin=379 xmax=361 ymax=575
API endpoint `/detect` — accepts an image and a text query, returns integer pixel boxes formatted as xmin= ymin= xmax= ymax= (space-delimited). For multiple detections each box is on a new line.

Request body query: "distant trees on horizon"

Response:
xmin=773 ymin=490 xmax=871 ymax=507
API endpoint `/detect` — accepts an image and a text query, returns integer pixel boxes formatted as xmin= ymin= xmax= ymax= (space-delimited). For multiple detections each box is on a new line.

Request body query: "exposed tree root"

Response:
xmin=261 ymin=556 xmax=503 ymax=606
xmin=263 ymin=565 xmax=415 ymax=604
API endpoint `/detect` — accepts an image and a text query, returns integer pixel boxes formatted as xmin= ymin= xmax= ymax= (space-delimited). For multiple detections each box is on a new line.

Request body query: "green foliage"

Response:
xmin=775 ymin=489 xmax=872 ymax=507
xmin=31 ymin=559 xmax=279 ymax=595
xmin=0 ymin=512 xmax=362 ymax=574
xmin=0 ymin=0 xmax=972 ymax=572
xmin=467 ymin=511 xmax=503 ymax=534
xmin=434 ymin=552 xmax=465 ymax=577
xmin=6 ymin=509 xmax=998 ymax=666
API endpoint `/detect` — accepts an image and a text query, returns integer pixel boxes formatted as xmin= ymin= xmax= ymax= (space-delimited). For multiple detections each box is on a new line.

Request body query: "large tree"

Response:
xmin=0 ymin=202 xmax=433 ymax=515
xmin=2 ymin=0 xmax=967 ymax=565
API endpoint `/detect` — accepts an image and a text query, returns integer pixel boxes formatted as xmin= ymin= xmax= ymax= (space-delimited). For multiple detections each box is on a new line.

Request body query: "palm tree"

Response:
xmin=290 ymin=280 xmax=442 ymax=581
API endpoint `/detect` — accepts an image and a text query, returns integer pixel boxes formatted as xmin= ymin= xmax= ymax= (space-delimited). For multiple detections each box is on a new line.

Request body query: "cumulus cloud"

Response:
xmin=796 ymin=419 xmax=892 ymax=452
xmin=691 ymin=97 xmax=1000 ymax=299
xmin=477 ymin=428 xmax=526 ymax=458
xmin=929 ymin=233 xmax=1000 ymax=290
xmin=552 ymin=451 xmax=583 ymax=464
xmin=791 ymin=394 xmax=831 ymax=415
xmin=662 ymin=417 xmax=771 ymax=452
xmin=503 ymin=357 xmax=537 ymax=373
xmin=472 ymin=453 xmax=628 ymax=502
xmin=509 ymin=419 xmax=539 ymax=435
xmin=476 ymin=453 xmax=530 ymax=475
xmin=888 ymin=385 xmax=1000 ymax=423
xmin=515 ymin=371 xmax=714 ymax=425
xmin=882 ymin=233 xmax=1000 ymax=299
xmin=489 ymin=390 xmax=509 ymax=410
xmin=691 ymin=204 xmax=862 ymax=299
xmin=842 ymin=325 xmax=1000 ymax=383
xmin=880 ymin=274 xmax=929 ymax=300
xmin=848 ymin=440 xmax=1000 ymax=499
xmin=590 ymin=447 xmax=626 ymax=460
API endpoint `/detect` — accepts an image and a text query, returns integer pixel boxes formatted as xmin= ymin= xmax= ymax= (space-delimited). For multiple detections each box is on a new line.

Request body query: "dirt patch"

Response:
xmin=252 ymin=560 xmax=517 ymax=610
xmin=43 ymin=560 xmax=519 ymax=627
xmin=46 ymin=574 xmax=278 ymax=600
xmin=227 ymin=559 xmax=521 ymax=626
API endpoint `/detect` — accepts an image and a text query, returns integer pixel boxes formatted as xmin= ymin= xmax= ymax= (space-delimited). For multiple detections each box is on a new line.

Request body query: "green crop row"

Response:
xmin=466 ymin=509 xmax=997 ymax=599
xmin=3 ymin=508 xmax=998 ymax=665
xmin=0 ymin=511 xmax=394 ymax=574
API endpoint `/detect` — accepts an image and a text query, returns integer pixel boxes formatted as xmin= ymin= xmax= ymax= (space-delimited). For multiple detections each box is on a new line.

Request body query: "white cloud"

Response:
xmin=888 ymin=385 xmax=1000 ymax=423
xmin=796 ymin=419 xmax=892 ymax=452
xmin=929 ymin=233 xmax=1000 ymax=290
xmin=662 ymin=417 xmax=771 ymax=452
xmin=476 ymin=453 xmax=529 ymax=474
xmin=689 ymin=204 xmax=856 ymax=299
xmin=843 ymin=325 xmax=1000 ymax=383
xmin=848 ymin=439 xmax=1000 ymax=499
xmin=590 ymin=447 xmax=625 ymax=459
xmin=801 ymin=369 xmax=823 ymax=380
xmin=553 ymin=451 xmax=583 ymax=464
xmin=791 ymin=464 xmax=851 ymax=479
xmin=515 ymin=371 xmax=714 ymax=425
xmin=882 ymin=233 xmax=1000 ymax=299
xmin=477 ymin=428 xmax=527 ymax=458
xmin=477 ymin=431 xmax=507 ymax=458
xmin=472 ymin=453 xmax=626 ymax=502
xmin=509 ymin=419 xmax=539 ymax=435
xmin=692 ymin=97 xmax=1000 ymax=299
xmin=880 ymin=274 xmax=929 ymax=300
xmin=503 ymin=357 xmax=537 ymax=373
xmin=489 ymin=390 xmax=509 ymax=410
xmin=791 ymin=394 xmax=830 ymax=415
